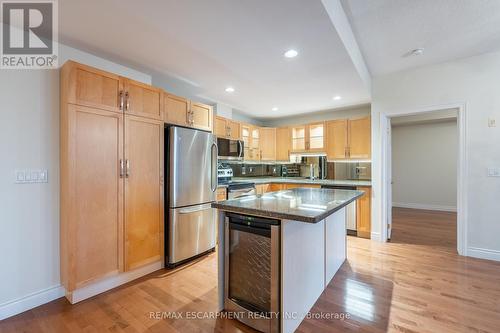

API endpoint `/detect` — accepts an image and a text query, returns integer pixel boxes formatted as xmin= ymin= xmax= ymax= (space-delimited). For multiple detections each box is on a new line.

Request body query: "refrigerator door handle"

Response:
xmin=211 ymin=142 xmax=218 ymax=192
xmin=178 ymin=203 xmax=213 ymax=214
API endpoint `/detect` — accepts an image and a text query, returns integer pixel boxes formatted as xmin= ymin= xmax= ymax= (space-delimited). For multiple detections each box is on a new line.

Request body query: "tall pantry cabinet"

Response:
xmin=60 ymin=61 xmax=163 ymax=302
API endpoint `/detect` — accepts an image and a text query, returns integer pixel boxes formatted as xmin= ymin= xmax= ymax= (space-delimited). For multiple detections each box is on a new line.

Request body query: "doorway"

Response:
xmin=381 ymin=105 xmax=466 ymax=255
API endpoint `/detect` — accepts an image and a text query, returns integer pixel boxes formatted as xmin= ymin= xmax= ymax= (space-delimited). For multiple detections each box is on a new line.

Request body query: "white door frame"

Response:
xmin=380 ymin=103 xmax=468 ymax=255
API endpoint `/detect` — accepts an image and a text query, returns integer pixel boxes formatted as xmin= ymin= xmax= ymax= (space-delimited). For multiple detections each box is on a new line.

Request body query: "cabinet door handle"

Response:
xmin=186 ymin=109 xmax=190 ymax=124
xmin=126 ymin=159 xmax=130 ymax=178
xmin=125 ymin=92 xmax=130 ymax=111
xmin=119 ymin=159 xmax=125 ymax=178
xmin=119 ymin=91 xmax=124 ymax=111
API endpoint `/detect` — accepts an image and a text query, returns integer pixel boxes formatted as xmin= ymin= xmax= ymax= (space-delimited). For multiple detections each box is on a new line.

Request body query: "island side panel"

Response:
xmin=325 ymin=207 xmax=347 ymax=286
xmin=217 ymin=210 xmax=225 ymax=312
xmin=281 ymin=219 xmax=325 ymax=333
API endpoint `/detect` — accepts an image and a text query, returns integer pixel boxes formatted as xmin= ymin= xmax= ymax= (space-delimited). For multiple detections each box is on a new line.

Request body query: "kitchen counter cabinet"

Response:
xmin=213 ymin=188 xmax=362 ymax=333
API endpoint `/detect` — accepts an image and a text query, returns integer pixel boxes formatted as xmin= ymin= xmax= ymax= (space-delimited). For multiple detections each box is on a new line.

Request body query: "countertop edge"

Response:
xmin=211 ymin=191 xmax=364 ymax=223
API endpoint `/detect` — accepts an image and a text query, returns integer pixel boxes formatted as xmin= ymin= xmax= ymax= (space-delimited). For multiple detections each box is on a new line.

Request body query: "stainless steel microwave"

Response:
xmin=217 ymin=138 xmax=244 ymax=160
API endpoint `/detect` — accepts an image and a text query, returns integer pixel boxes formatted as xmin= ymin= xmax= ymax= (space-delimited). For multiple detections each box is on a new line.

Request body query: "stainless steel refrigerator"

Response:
xmin=166 ymin=126 xmax=218 ymax=267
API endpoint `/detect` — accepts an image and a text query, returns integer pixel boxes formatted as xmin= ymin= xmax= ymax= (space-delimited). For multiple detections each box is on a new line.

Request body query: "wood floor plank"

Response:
xmin=2 ymin=208 xmax=500 ymax=332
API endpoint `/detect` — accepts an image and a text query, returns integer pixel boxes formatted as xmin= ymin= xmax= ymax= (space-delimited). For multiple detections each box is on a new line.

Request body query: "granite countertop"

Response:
xmin=230 ymin=177 xmax=371 ymax=187
xmin=211 ymin=188 xmax=364 ymax=223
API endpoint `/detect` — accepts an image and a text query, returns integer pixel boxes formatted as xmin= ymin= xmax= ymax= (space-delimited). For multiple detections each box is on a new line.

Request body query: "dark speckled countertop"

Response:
xmin=211 ymin=188 xmax=364 ymax=223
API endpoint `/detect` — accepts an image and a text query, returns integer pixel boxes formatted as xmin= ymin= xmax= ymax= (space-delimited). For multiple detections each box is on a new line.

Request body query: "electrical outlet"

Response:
xmin=487 ymin=168 xmax=500 ymax=177
xmin=488 ymin=118 xmax=496 ymax=127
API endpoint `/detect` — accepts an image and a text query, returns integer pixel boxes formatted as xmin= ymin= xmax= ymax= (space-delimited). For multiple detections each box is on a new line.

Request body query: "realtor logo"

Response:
xmin=1 ymin=0 xmax=58 ymax=69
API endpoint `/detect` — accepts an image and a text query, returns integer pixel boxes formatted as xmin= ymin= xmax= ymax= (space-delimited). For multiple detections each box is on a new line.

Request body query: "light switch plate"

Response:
xmin=15 ymin=169 xmax=49 ymax=183
xmin=488 ymin=118 xmax=496 ymax=127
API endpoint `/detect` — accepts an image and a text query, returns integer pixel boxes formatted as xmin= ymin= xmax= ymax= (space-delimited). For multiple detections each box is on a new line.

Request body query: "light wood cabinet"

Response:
xmin=124 ymin=116 xmax=163 ymax=270
xmin=241 ymin=124 xmax=261 ymax=161
xmin=291 ymin=125 xmax=306 ymax=152
xmin=216 ymin=188 xmax=227 ymax=201
xmin=276 ymin=127 xmax=290 ymax=161
xmin=269 ymin=183 xmax=285 ymax=192
xmin=163 ymin=93 xmax=190 ymax=126
xmin=326 ymin=119 xmax=348 ymax=160
xmin=291 ymin=122 xmax=325 ymax=153
xmin=122 ymin=78 xmax=162 ymax=120
xmin=191 ymin=102 xmax=213 ymax=132
xmin=260 ymin=127 xmax=276 ymax=161
xmin=356 ymin=186 xmax=371 ymax=239
xmin=326 ymin=116 xmax=371 ymax=160
xmin=63 ymin=60 xmax=123 ymax=113
xmin=214 ymin=116 xmax=241 ymax=139
xmin=61 ymin=61 xmax=164 ymax=301
xmin=348 ymin=117 xmax=371 ymax=159
xmin=163 ymin=93 xmax=213 ymax=132
xmin=255 ymin=184 xmax=270 ymax=195
xmin=61 ymin=104 xmax=124 ymax=291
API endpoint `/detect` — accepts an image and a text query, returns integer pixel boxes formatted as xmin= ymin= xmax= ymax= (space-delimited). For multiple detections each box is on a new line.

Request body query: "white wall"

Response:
xmin=392 ymin=119 xmax=457 ymax=211
xmin=0 ymin=43 xmax=151 ymax=319
xmin=371 ymin=50 xmax=500 ymax=260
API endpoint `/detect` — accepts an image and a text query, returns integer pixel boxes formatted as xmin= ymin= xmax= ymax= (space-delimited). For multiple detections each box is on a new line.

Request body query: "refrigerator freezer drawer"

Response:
xmin=168 ymin=203 xmax=216 ymax=264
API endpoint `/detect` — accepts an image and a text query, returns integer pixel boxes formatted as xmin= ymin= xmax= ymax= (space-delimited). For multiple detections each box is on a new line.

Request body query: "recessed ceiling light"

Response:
xmin=284 ymin=49 xmax=298 ymax=58
xmin=272 ymin=107 xmax=279 ymax=111
xmin=403 ymin=48 xmax=425 ymax=57
xmin=410 ymin=48 xmax=424 ymax=56
xmin=225 ymin=87 xmax=235 ymax=93
xmin=333 ymin=96 xmax=342 ymax=100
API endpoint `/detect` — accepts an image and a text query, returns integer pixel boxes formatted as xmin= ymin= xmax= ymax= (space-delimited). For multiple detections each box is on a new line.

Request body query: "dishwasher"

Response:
xmin=321 ymin=185 xmax=357 ymax=235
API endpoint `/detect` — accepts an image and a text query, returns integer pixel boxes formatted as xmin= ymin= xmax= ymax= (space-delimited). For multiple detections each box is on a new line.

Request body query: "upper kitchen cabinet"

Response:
xmin=291 ymin=125 xmax=306 ymax=152
xmin=251 ymin=127 xmax=261 ymax=161
xmin=214 ymin=116 xmax=241 ymax=139
xmin=291 ymin=122 xmax=325 ymax=153
xmin=164 ymin=93 xmax=190 ymax=126
xmin=241 ymin=124 xmax=260 ymax=161
xmin=122 ymin=78 xmax=162 ymax=120
xmin=163 ymin=93 xmax=213 ymax=132
xmin=308 ymin=122 xmax=325 ymax=152
xmin=326 ymin=119 xmax=348 ymax=160
xmin=191 ymin=102 xmax=213 ymax=132
xmin=260 ymin=127 xmax=276 ymax=161
xmin=348 ymin=117 xmax=371 ymax=159
xmin=62 ymin=61 xmax=123 ymax=113
xmin=276 ymin=127 xmax=291 ymax=161
xmin=326 ymin=116 xmax=371 ymax=160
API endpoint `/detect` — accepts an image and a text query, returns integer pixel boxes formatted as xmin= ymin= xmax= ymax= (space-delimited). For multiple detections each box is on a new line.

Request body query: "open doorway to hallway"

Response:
xmin=389 ymin=108 xmax=458 ymax=251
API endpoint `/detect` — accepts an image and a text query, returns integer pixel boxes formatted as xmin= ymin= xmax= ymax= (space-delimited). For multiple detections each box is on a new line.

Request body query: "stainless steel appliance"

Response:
xmin=321 ymin=185 xmax=357 ymax=234
xmin=166 ymin=126 xmax=218 ymax=267
xmin=217 ymin=137 xmax=244 ymax=160
xmin=217 ymin=164 xmax=233 ymax=184
xmin=300 ymin=156 xmax=327 ymax=179
xmin=225 ymin=213 xmax=280 ymax=333
xmin=333 ymin=162 xmax=371 ymax=180
xmin=227 ymin=182 xmax=256 ymax=199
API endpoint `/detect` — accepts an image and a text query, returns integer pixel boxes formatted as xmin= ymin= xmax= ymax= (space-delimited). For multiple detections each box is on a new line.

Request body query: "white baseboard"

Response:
xmin=392 ymin=202 xmax=457 ymax=212
xmin=467 ymin=247 xmax=500 ymax=262
xmin=0 ymin=285 xmax=65 ymax=321
xmin=68 ymin=261 xmax=162 ymax=304
xmin=370 ymin=231 xmax=382 ymax=242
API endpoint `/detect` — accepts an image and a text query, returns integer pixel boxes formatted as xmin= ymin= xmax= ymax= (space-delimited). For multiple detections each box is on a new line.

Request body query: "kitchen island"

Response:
xmin=212 ymin=188 xmax=363 ymax=333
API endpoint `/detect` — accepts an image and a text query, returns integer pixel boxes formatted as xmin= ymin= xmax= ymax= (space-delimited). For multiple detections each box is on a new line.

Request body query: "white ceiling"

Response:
xmin=341 ymin=0 xmax=500 ymax=76
xmin=59 ymin=0 xmax=370 ymax=118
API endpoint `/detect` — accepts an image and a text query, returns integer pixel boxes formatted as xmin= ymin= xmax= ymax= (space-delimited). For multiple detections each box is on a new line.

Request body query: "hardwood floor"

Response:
xmin=2 ymin=208 xmax=500 ymax=333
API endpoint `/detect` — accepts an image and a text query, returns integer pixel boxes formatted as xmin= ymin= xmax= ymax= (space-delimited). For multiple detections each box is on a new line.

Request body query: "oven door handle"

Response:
xmin=230 ymin=188 xmax=255 ymax=195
